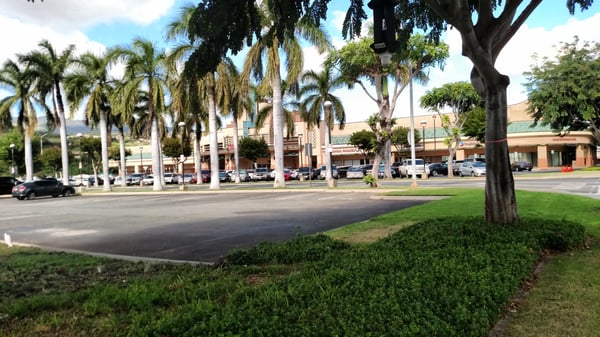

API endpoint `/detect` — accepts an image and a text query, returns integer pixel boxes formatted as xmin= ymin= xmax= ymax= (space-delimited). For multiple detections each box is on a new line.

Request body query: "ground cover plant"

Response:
xmin=1 ymin=189 xmax=598 ymax=336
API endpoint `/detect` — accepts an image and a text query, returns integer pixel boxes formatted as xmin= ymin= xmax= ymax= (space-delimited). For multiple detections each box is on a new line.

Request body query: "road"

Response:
xmin=1 ymin=191 xmax=428 ymax=264
xmin=1 ymin=171 xmax=598 ymax=263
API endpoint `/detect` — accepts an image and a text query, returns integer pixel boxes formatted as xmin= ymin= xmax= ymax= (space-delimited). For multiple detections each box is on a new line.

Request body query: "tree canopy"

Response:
xmin=525 ymin=37 xmax=600 ymax=143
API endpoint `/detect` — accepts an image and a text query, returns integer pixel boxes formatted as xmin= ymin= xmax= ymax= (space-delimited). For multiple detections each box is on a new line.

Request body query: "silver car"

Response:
xmin=459 ymin=161 xmax=486 ymax=177
xmin=346 ymin=166 xmax=365 ymax=179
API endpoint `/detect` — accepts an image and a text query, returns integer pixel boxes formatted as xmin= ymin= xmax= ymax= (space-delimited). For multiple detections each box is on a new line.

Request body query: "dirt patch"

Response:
xmin=339 ymin=224 xmax=411 ymax=244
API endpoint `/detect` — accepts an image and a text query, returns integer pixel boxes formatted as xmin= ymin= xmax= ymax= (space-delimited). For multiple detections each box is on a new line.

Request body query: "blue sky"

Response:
xmin=1 ymin=1 xmax=599 ymax=123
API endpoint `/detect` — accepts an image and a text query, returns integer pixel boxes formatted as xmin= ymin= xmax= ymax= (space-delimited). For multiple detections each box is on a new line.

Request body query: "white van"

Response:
xmin=397 ymin=159 xmax=430 ymax=178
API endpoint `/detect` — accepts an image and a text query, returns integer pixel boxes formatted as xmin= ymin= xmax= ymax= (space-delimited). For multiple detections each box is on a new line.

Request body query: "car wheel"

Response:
xmin=432 ymin=170 xmax=439 ymax=177
xmin=17 ymin=196 xmax=24 ymax=200
xmin=27 ymin=191 xmax=36 ymax=200
xmin=52 ymin=194 xmax=59 ymax=198
xmin=63 ymin=190 xmax=73 ymax=197
xmin=471 ymin=171 xmax=476 ymax=177
xmin=459 ymin=172 xmax=464 ymax=177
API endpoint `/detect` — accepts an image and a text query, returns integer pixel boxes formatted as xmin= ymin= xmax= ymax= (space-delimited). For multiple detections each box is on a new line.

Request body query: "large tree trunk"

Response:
xmin=484 ymin=82 xmax=519 ymax=223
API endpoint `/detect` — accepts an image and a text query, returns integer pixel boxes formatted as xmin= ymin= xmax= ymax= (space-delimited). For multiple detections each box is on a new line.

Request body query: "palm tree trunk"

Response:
xmin=150 ymin=116 xmax=163 ymax=191
xmin=23 ymin=128 xmax=34 ymax=181
xmin=58 ymin=112 xmax=69 ymax=185
xmin=271 ymin=67 xmax=286 ymax=188
xmin=208 ymin=77 xmax=220 ymax=189
xmin=99 ymin=111 xmax=111 ymax=191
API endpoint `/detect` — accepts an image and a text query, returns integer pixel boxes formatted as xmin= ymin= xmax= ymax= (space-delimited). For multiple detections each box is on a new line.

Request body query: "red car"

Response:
xmin=189 ymin=170 xmax=211 ymax=183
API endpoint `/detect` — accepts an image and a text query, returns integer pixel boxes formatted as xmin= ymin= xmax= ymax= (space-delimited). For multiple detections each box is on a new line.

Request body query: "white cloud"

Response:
xmin=2 ymin=0 xmax=175 ymax=32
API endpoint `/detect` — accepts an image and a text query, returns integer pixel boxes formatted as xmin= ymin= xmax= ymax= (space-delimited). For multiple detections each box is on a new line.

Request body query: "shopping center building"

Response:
xmin=124 ymin=100 xmax=597 ymax=174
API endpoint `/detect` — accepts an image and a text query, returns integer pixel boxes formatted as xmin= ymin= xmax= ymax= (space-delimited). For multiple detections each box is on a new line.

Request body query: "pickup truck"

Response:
xmin=397 ymin=159 xmax=430 ymax=178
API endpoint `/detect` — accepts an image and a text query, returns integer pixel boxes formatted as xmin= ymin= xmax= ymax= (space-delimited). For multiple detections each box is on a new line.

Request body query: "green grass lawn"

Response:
xmin=1 ymin=188 xmax=599 ymax=336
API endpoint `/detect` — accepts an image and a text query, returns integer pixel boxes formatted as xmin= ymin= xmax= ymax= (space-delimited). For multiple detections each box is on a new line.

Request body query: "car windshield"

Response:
xmin=472 ymin=162 xmax=486 ymax=167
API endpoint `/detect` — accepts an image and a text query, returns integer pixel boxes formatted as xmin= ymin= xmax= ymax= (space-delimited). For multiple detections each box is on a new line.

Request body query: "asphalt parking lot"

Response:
xmin=1 ymin=191 xmax=431 ymax=264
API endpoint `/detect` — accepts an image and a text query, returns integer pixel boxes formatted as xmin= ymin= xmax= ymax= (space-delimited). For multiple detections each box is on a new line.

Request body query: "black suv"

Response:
xmin=0 ymin=176 xmax=22 ymax=195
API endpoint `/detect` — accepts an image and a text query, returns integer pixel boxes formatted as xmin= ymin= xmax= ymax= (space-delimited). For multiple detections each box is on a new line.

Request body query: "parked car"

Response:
xmin=128 ymin=173 xmax=144 ymax=185
xmin=319 ymin=165 xmax=339 ymax=179
xmin=397 ymin=159 xmax=429 ymax=178
xmin=511 ymin=161 xmax=533 ymax=171
xmin=337 ymin=166 xmax=349 ymax=179
xmin=218 ymin=171 xmax=229 ymax=182
xmin=446 ymin=160 xmax=464 ymax=175
xmin=141 ymin=175 xmax=155 ymax=185
xmin=164 ymin=172 xmax=179 ymax=184
xmin=346 ymin=166 xmax=365 ymax=179
xmin=227 ymin=169 xmax=250 ymax=182
xmin=114 ymin=175 xmax=132 ymax=185
xmin=283 ymin=169 xmax=292 ymax=181
xmin=296 ymin=166 xmax=312 ymax=180
xmin=428 ymin=162 xmax=448 ymax=176
xmin=253 ymin=167 xmax=270 ymax=181
xmin=0 ymin=176 xmax=22 ymax=194
xmin=459 ymin=161 xmax=486 ymax=177
xmin=12 ymin=179 xmax=75 ymax=200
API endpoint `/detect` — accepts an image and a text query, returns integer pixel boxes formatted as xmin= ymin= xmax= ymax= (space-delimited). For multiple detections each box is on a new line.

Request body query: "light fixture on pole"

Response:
xmin=9 ymin=143 xmax=15 ymax=178
xmin=138 ymin=146 xmax=143 ymax=186
xmin=178 ymin=121 xmax=186 ymax=190
xmin=432 ymin=114 xmax=437 ymax=151
xmin=77 ymin=133 xmax=83 ymax=189
xmin=40 ymin=133 xmax=47 ymax=154
xmin=368 ymin=0 xmax=399 ymax=66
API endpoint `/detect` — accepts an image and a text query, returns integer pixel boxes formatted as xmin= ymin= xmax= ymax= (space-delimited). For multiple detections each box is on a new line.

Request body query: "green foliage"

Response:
xmin=0 ymin=189 xmax=594 ymax=336
xmin=525 ymin=37 xmax=600 ymax=141
xmin=108 ymin=143 xmax=131 ymax=161
xmin=37 ymin=147 xmax=63 ymax=176
xmin=223 ymin=234 xmax=350 ymax=265
xmin=362 ymin=173 xmax=377 ymax=187
xmin=348 ymin=129 xmax=376 ymax=159
xmin=238 ymin=137 xmax=270 ymax=162
xmin=161 ymin=136 xmax=191 ymax=159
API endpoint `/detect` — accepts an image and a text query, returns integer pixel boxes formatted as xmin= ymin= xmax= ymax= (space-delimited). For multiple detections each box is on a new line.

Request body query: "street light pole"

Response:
xmin=432 ymin=114 xmax=436 ymax=152
xmin=9 ymin=143 xmax=15 ymax=178
xmin=77 ymin=133 xmax=83 ymax=189
xmin=139 ymin=146 xmax=143 ymax=186
xmin=40 ymin=133 xmax=47 ymax=154
xmin=178 ymin=121 xmax=186 ymax=190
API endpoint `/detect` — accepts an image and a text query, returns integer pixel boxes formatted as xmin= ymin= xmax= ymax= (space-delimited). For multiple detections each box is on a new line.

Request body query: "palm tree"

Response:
xmin=166 ymin=4 xmax=231 ymax=190
xmin=241 ymin=0 xmax=332 ymax=188
xmin=109 ymin=38 xmax=169 ymax=191
xmin=19 ymin=40 xmax=75 ymax=185
xmin=299 ymin=63 xmax=347 ymax=186
xmin=65 ymin=51 xmax=112 ymax=191
xmin=0 ymin=59 xmax=51 ymax=181
xmin=217 ymin=61 xmax=257 ymax=183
